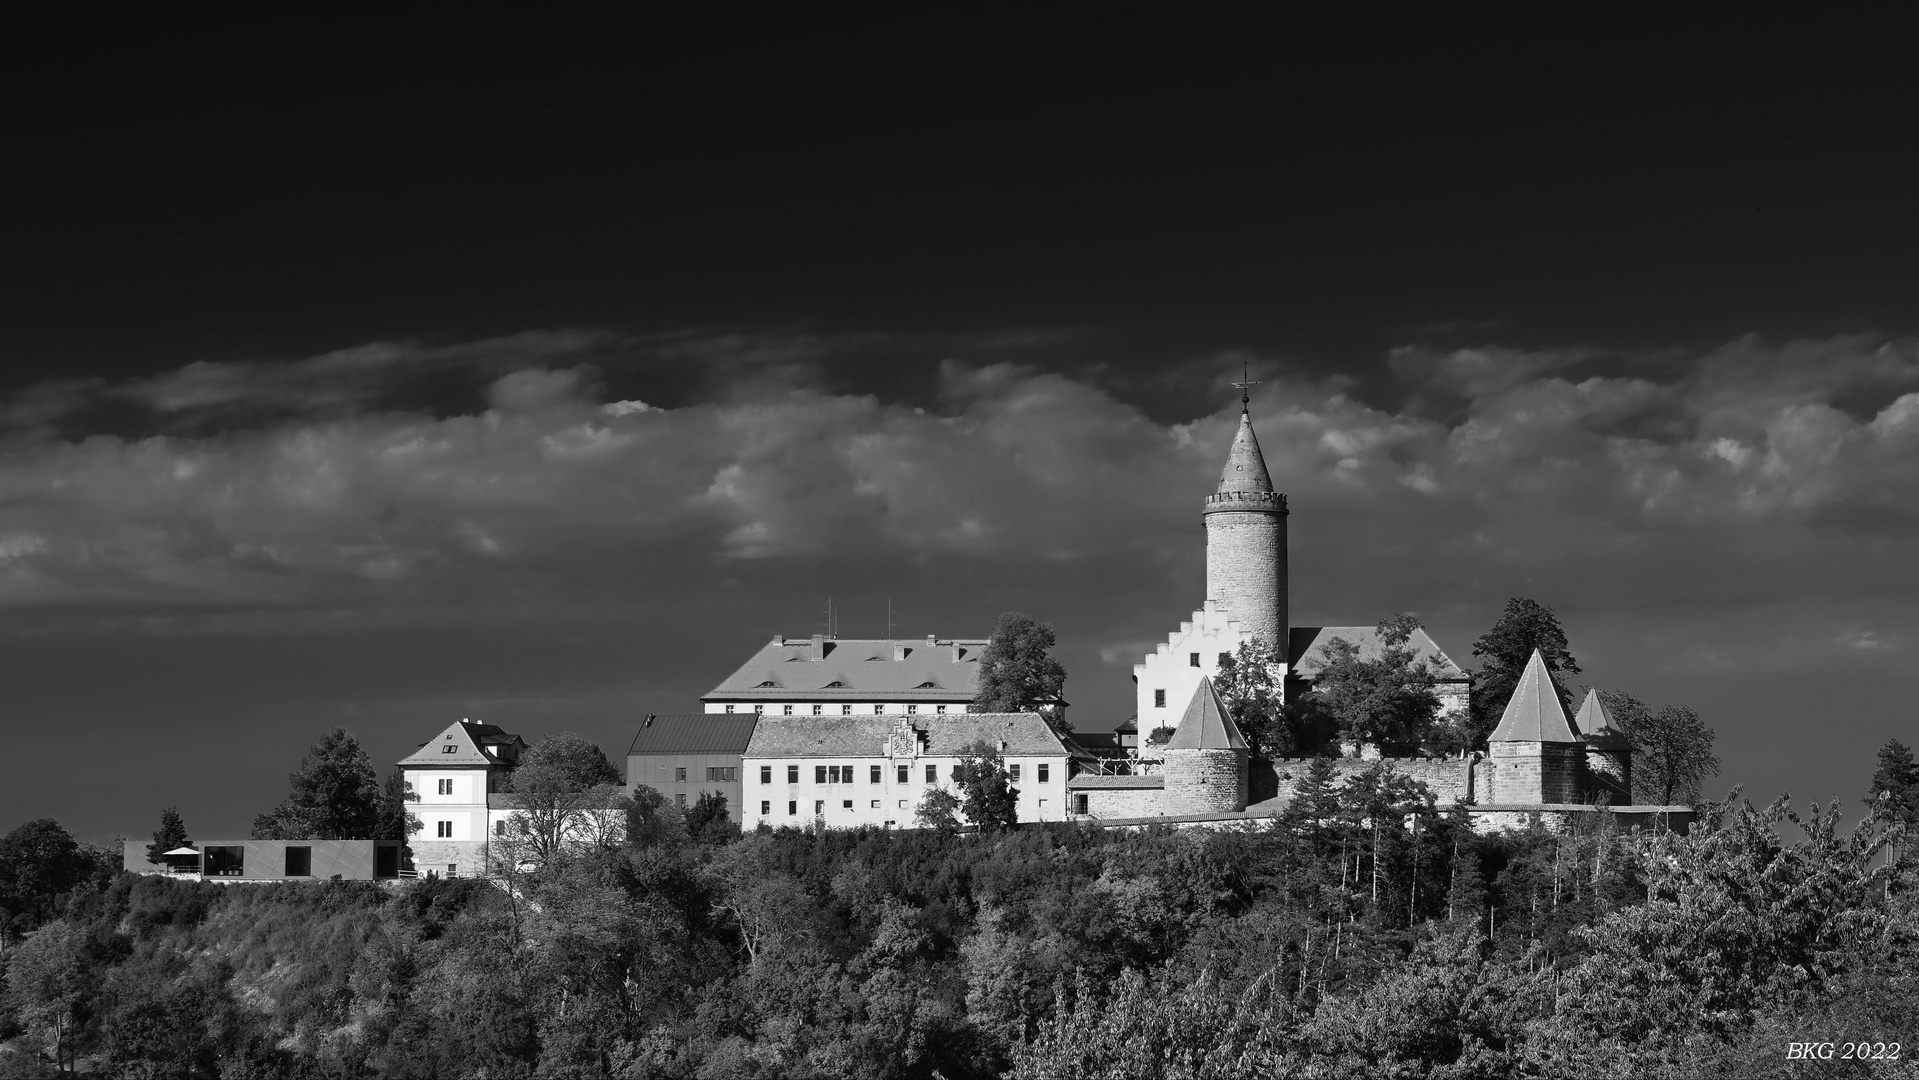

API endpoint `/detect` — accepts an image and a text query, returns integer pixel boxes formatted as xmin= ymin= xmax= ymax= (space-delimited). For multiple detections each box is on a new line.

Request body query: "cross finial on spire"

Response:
xmin=1230 ymin=359 xmax=1260 ymax=411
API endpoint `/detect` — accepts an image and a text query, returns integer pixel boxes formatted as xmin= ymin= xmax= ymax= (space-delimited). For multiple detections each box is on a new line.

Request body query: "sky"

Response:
xmin=2 ymin=12 xmax=1916 ymax=842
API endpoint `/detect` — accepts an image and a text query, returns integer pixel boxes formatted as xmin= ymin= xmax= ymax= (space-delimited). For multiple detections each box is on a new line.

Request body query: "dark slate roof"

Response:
xmin=1165 ymin=678 xmax=1248 ymax=751
xmin=1215 ymin=410 xmax=1274 ymax=494
xmin=1489 ymin=650 xmax=1581 ymax=743
xmin=627 ymin=713 xmax=760 ymax=756
xmin=704 ymin=635 xmax=988 ymax=702
xmin=398 ymin=720 xmax=524 ymax=768
xmin=743 ymin=714 xmax=1069 ymax=759
xmin=1573 ymin=690 xmax=1635 ymax=750
xmin=1288 ymin=625 xmax=1468 ymax=681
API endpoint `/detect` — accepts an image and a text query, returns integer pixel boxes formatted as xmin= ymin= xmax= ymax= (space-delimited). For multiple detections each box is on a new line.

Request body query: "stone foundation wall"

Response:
xmin=1079 ymin=786 xmax=1177 ymax=819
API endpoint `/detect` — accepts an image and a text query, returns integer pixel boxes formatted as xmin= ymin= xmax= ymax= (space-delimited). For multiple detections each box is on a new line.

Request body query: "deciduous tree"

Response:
xmin=501 ymin=733 xmax=629 ymax=868
xmin=1308 ymin=615 xmax=1444 ymax=754
xmin=974 ymin=612 xmax=1068 ymax=726
xmin=1214 ymin=635 xmax=1287 ymax=756
xmin=953 ymin=740 xmax=1020 ymax=831
xmin=0 ymin=819 xmax=93 ymax=928
xmin=1600 ymin=692 xmax=1720 ymax=805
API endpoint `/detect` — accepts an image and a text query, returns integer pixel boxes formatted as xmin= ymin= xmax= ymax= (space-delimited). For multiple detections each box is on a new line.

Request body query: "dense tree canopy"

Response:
xmin=499 ymin=732 xmax=630 ymax=869
xmin=972 ymin=611 xmax=1068 ymax=722
xmin=951 ymin=740 xmax=1020 ymax=832
xmin=1869 ymin=738 xmax=1919 ymax=824
xmin=1213 ymin=635 xmax=1289 ymax=756
xmin=1598 ymin=689 xmax=1722 ymax=805
xmin=251 ymin=728 xmax=384 ymax=840
xmin=1469 ymin=598 xmax=1580 ymax=746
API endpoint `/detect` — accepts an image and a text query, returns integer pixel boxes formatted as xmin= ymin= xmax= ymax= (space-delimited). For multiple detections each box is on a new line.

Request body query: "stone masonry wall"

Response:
xmin=1164 ymin=749 xmax=1247 ymax=813
xmin=408 ymin=839 xmax=486 ymax=878
xmin=1268 ymin=757 xmax=1475 ymax=806
xmin=1484 ymin=743 xmax=1587 ymax=804
xmin=1079 ymin=786 xmax=1179 ymax=819
xmin=1203 ymin=509 xmax=1286 ymax=645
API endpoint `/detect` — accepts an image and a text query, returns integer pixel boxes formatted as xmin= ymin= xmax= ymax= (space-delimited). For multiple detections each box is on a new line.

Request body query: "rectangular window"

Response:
xmin=870 ymin=800 xmax=880 ymax=808
xmin=898 ymin=800 xmax=908 ymax=809
xmin=676 ymin=793 xmax=686 ymax=807
xmin=725 ymin=704 xmax=735 ymax=713
xmin=787 ymin=764 xmax=799 ymax=783
xmin=440 ymin=778 xmax=455 ymax=795
xmin=874 ymin=704 xmax=884 ymax=714
xmin=936 ymin=705 xmax=947 ymax=714
xmin=813 ymin=704 xmax=823 ymax=715
xmin=1190 ymin=652 xmax=1200 ymax=667
xmin=436 ymin=821 xmax=452 ymax=838
xmin=1038 ymin=764 xmax=1050 ymax=783
xmin=446 ymin=864 xmax=459 ymax=878
xmin=1009 ymin=764 xmax=1021 ymax=782
xmin=1154 ymin=689 xmax=1166 ymax=708
xmin=842 ymin=705 xmax=852 ymax=715
xmin=906 ymin=704 xmax=917 ymax=715
xmin=926 ymin=764 xmax=937 ymax=784
xmin=814 ymin=800 xmax=824 ymax=815
xmin=494 ymin=820 xmax=506 ymax=836
xmin=828 ymin=765 xmax=842 ymax=783
xmin=1038 ymin=799 xmax=1048 ymax=808
xmin=675 ymin=767 xmax=687 ymax=782
xmin=754 ymin=704 xmax=764 ymax=713
xmin=760 ymin=800 xmax=770 ymax=816
xmin=816 ymin=765 xmax=828 ymax=784
xmin=870 ymin=764 xmax=881 ymax=783
xmin=842 ymin=799 xmax=853 ymax=810
xmin=783 ymin=705 xmax=793 ymax=715
xmin=1074 ymin=794 xmax=1089 ymax=815
xmin=897 ymin=765 xmax=909 ymax=784
xmin=760 ymin=765 xmax=772 ymax=784
xmin=788 ymin=800 xmax=797 ymax=816
xmin=284 ymin=846 xmax=311 ymax=877
xmin=204 ymin=845 xmax=244 ymax=877
xmin=708 ymin=767 xmax=738 ymax=782
xmin=441 ymin=745 xmax=457 ymax=754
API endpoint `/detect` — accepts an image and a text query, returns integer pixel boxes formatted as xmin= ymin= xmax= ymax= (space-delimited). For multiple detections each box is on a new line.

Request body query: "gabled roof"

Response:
xmin=1288 ymin=626 xmax=1468 ymax=681
xmin=704 ymin=635 xmax=988 ymax=702
xmin=743 ymin=713 xmax=1069 ymax=760
xmin=1165 ymin=677 xmax=1248 ymax=751
xmin=398 ymin=720 xmax=524 ymax=768
xmin=1573 ymin=690 xmax=1635 ymax=750
xmin=627 ymin=713 xmax=760 ymax=756
xmin=1216 ymin=410 xmax=1275 ymax=494
xmin=1488 ymin=650 xmax=1580 ymax=743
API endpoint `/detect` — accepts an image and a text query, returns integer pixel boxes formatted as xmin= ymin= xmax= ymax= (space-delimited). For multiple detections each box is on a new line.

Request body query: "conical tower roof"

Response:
xmin=1216 ymin=409 xmax=1275 ymax=495
xmin=1166 ymin=676 xmax=1249 ymax=751
xmin=1573 ymin=689 xmax=1635 ymax=750
xmin=1488 ymin=649 xmax=1580 ymax=743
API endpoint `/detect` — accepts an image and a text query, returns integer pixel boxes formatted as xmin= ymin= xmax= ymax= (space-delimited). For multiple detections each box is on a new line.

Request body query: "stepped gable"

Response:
xmin=1488 ymin=649 xmax=1580 ymax=743
xmin=1165 ymin=677 xmax=1249 ymax=751
xmin=1215 ymin=410 xmax=1275 ymax=495
xmin=1573 ymin=690 xmax=1635 ymax=750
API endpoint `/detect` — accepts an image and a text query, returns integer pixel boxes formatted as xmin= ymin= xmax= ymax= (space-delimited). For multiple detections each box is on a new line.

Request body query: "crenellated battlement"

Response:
xmin=1203 ymin=490 xmax=1288 ymax=514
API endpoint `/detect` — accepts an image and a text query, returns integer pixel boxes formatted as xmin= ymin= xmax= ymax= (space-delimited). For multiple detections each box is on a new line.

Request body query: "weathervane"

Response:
xmin=1231 ymin=358 xmax=1260 ymax=409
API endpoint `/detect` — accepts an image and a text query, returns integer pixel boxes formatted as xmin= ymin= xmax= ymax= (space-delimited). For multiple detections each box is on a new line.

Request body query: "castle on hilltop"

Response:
xmin=1067 ymin=390 xmax=1691 ymax=831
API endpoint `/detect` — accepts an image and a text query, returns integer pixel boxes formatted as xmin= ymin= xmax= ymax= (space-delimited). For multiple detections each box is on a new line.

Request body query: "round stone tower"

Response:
xmin=1164 ymin=677 xmax=1251 ymax=814
xmin=1204 ymin=402 xmax=1288 ymax=647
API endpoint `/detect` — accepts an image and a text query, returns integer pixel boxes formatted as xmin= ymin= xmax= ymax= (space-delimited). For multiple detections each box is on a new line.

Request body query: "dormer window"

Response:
xmin=823 ymin=681 xmax=847 ymax=688
xmin=754 ymin=680 xmax=779 ymax=688
xmin=441 ymin=745 xmax=458 ymax=754
xmin=914 ymin=681 xmax=938 ymax=689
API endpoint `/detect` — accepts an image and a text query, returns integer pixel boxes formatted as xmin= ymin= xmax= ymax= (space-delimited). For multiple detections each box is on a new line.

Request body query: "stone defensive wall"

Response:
xmin=1265 ymin=756 xmax=1479 ymax=806
xmin=1202 ymin=490 xmax=1288 ymax=513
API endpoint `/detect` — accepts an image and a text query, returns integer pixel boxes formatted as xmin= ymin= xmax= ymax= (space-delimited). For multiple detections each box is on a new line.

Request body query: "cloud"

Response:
xmin=0 ymin=330 xmax=1913 ymax=680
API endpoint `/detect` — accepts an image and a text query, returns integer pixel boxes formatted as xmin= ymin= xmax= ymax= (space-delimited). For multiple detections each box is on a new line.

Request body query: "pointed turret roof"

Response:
xmin=1165 ymin=677 xmax=1249 ymax=751
xmin=1488 ymin=649 xmax=1580 ymax=743
xmin=1573 ymin=689 xmax=1635 ymax=750
xmin=1216 ymin=409 xmax=1275 ymax=495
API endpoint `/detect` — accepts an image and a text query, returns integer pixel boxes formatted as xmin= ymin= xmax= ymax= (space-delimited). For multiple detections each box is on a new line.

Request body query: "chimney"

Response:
xmin=811 ymin=633 xmax=825 ymax=660
xmin=926 ymin=634 xmax=937 ymax=647
xmin=892 ymin=642 xmax=908 ymax=661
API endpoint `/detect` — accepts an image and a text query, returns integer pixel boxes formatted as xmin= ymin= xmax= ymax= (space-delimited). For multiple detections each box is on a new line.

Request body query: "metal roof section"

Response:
xmin=1488 ymin=650 xmax=1581 ymax=743
xmin=1165 ymin=677 xmax=1248 ymax=751
xmin=1288 ymin=625 xmax=1468 ymax=681
xmin=626 ymin=713 xmax=760 ymax=756
xmin=704 ymin=634 xmax=989 ymax=701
